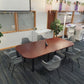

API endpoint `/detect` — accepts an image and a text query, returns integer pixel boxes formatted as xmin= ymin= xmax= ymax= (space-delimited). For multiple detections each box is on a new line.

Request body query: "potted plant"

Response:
xmin=50 ymin=19 xmax=63 ymax=37
xmin=0 ymin=24 xmax=3 ymax=43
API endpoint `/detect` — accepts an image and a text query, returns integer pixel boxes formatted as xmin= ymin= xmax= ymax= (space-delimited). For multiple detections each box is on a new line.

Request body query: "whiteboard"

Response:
xmin=0 ymin=0 xmax=30 ymax=11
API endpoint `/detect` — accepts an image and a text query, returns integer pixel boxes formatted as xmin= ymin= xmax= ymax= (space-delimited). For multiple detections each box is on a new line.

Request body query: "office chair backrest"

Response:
xmin=38 ymin=35 xmax=45 ymax=41
xmin=42 ymin=55 xmax=61 ymax=71
xmin=22 ymin=38 xmax=31 ymax=44
xmin=69 ymin=36 xmax=75 ymax=42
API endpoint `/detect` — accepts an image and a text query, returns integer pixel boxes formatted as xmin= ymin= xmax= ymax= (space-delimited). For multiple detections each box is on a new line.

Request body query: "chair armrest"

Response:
xmin=4 ymin=50 xmax=16 ymax=56
xmin=73 ymin=48 xmax=84 ymax=54
xmin=65 ymin=51 xmax=76 ymax=56
xmin=10 ymin=56 xmax=17 ymax=59
xmin=11 ymin=57 xmax=23 ymax=64
xmin=42 ymin=60 xmax=47 ymax=64
xmin=53 ymin=55 xmax=62 ymax=61
xmin=9 ymin=50 xmax=16 ymax=54
xmin=73 ymin=48 xmax=81 ymax=52
xmin=42 ymin=55 xmax=62 ymax=65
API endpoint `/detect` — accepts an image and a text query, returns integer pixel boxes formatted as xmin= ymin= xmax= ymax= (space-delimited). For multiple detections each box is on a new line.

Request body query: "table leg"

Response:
xmin=66 ymin=47 xmax=68 ymax=52
xmin=65 ymin=47 xmax=68 ymax=58
xmin=16 ymin=51 xmax=20 ymax=57
xmin=16 ymin=51 xmax=26 ymax=62
xmin=62 ymin=47 xmax=69 ymax=65
xmin=72 ymin=45 xmax=74 ymax=50
xmin=54 ymin=51 xmax=57 ymax=55
xmin=23 ymin=58 xmax=26 ymax=62
xmin=47 ymin=54 xmax=50 ymax=61
xmin=32 ymin=59 xmax=35 ymax=72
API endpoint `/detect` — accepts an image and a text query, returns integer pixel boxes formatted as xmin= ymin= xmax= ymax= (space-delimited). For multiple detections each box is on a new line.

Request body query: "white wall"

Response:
xmin=0 ymin=0 xmax=48 ymax=49
xmin=31 ymin=0 xmax=47 ymax=29
xmin=0 ymin=31 xmax=33 ymax=49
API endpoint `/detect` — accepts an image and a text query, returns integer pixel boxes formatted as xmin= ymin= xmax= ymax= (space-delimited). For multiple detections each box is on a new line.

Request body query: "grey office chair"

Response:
xmin=65 ymin=48 xmax=84 ymax=71
xmin=56 ymin=50 xmax=65 ymax=59
xmin=10 ymin=56 xmax=23 ymax=75
xmin=4 ymin=49 xmax=24 ymax=75
xmin=21 ymin=37 xmax=31 ymax=62
xmin=42 ymin=55 xmax=61 ymax=84
xmin=38 ymin=35 xmax=46 ymax=41
xmin=68 ymin=36 xmax=76 ymax=42
xmin=4 ymin=49 xmax=17 ymax=59
xmin=66 ymin=34 xmax=81 ymax=52
xmin=67 ymin=34 xmax=82 ymax=52
xmin=22 ymin=38 xmax=31 ymax=44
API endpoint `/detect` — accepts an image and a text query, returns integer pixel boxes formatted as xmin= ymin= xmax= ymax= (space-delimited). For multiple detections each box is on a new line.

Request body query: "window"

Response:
xmin=0 ymin=11 xmax=36 ymax=33
xmin=0 ymin=12 xmax=15 ymax=33
xmin=18 ymin=11 xmax=36 ymax=31
xmin=57 ymin=12 xmax=73 ymax=24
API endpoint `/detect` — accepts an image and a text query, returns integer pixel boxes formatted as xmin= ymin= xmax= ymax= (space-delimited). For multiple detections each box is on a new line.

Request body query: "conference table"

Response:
xmin=16 ymin=37 xmax=74 ymax=71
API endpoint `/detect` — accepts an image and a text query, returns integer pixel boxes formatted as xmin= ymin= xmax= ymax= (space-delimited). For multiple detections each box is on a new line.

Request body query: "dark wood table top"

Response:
xmin=16 ymin=37 xmax=74 ymax=59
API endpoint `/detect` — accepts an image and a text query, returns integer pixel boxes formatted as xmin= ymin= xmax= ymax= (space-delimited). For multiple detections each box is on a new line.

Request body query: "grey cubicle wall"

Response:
xmin=0 ymin=13 xmax=15 ymax=32
xmin=18 ymin=12 xmax=35 ymax=30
